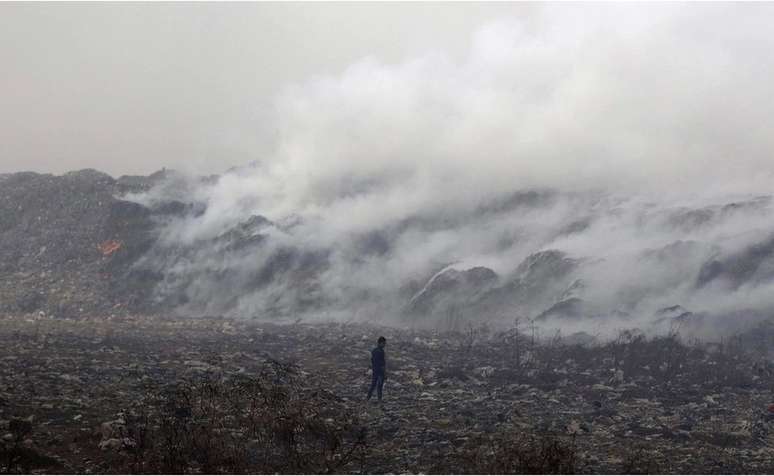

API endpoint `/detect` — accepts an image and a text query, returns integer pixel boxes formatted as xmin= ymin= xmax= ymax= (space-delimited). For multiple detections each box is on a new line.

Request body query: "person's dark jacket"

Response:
xmin=371 ymin=347 xmax=386 ymax=375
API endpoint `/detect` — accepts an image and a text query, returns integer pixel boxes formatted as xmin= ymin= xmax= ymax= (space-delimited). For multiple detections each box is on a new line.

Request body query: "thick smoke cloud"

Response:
xmin=128 ymin=4 xmax=774 ymax=337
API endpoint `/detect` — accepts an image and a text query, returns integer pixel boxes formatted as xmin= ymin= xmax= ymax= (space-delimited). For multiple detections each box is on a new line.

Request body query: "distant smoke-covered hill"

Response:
xmin=3 ymin=168 xmax=774 ymax=338
xmin=0 ymin=169 xmax=168 ymax=317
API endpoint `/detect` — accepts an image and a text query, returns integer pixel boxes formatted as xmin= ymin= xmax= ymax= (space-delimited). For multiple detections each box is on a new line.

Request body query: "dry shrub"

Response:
xmin=119 ymin=360 xmax=367 ymax=474
xmin=432 ymin=432 xmax=578 ymax=474
xmin=621 ymin=446 xmax=660 ymax=474
xmin=0 ymin=419 xmax=59 ymax=474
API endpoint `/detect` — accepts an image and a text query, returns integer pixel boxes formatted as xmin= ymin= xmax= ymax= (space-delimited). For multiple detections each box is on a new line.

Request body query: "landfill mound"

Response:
xmin=0 ymin=169 xmax=172 ymax=318
xmin=5 ymin=167 xmax=774 ymax=340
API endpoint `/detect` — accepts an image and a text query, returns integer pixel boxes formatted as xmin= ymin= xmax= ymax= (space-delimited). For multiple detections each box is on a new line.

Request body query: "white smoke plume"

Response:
xmin=127 ymin=4 xmax=774 ymax=338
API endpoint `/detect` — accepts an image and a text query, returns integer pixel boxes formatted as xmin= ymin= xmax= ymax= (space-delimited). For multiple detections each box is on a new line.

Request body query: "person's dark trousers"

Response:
xmin=367 ymin=372 xmax=384 ymax=401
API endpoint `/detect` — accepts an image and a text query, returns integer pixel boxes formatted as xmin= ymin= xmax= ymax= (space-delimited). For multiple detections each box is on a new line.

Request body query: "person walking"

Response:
xmin=367 ymin=336 xmax=387 ymax=402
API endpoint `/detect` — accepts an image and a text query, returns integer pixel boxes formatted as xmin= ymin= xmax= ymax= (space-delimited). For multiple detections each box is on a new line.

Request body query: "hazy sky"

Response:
xmin=0 ymin=2 xmax=536 ymax=176
xmin=3 ymin=2 xmax=774 ymax=188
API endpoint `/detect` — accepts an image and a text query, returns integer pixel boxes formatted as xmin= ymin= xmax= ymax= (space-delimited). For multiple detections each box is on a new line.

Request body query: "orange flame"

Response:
xmin=97 ymin=240 xmax=122 ymax=256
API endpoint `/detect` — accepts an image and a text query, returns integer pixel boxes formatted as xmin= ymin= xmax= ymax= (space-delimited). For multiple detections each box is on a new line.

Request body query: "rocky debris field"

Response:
xmin=2 ymin=315 xmax=774 ymax=473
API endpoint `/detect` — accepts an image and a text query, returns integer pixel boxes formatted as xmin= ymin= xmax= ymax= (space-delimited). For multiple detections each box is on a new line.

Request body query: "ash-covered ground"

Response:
xmin=2 ymin=315 xmax=774 ymax=474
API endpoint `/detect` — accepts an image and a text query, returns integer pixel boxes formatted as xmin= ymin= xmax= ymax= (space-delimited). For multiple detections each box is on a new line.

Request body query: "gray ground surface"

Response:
xmin=2 ymin=315 xmax=774 ymax=473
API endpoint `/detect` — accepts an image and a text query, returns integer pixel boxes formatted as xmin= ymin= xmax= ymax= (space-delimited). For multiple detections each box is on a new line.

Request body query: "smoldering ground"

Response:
xmin=124 ymin=4 xmax=774 ymax=338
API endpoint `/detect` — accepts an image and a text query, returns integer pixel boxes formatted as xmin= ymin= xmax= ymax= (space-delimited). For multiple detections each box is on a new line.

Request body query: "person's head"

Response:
xmin=377 ymin=336 xmax=386 ymax=348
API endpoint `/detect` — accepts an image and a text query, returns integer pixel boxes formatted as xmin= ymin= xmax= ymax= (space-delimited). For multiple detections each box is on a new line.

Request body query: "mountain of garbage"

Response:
xmin=0 ymin=169 xmax=167 ymax=318
xmin=3 ymin=168 xmax=774 ymax=339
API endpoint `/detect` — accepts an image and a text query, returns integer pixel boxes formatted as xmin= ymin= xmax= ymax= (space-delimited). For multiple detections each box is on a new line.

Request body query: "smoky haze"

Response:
xmin=7 ymin=3 xmax=774 ymax=337
xmin=0 ymin=2 xmax=536 ymax=175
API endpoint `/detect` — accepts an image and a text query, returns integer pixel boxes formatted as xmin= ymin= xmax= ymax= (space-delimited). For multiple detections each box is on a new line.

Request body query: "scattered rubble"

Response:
xmin=2 ymin=315 xmax=774 ymax=473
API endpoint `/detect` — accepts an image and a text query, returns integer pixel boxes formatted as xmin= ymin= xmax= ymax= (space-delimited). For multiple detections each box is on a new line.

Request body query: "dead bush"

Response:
xmin=117 ymin=359 xmax=367 ymax=474
xmin=0 ymin=419 xmax=59 ymax=474
xmin=621 ymin=445 xmax=660 ymax=474
xmin=432 ymin=432 xmax=579 ymax=474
